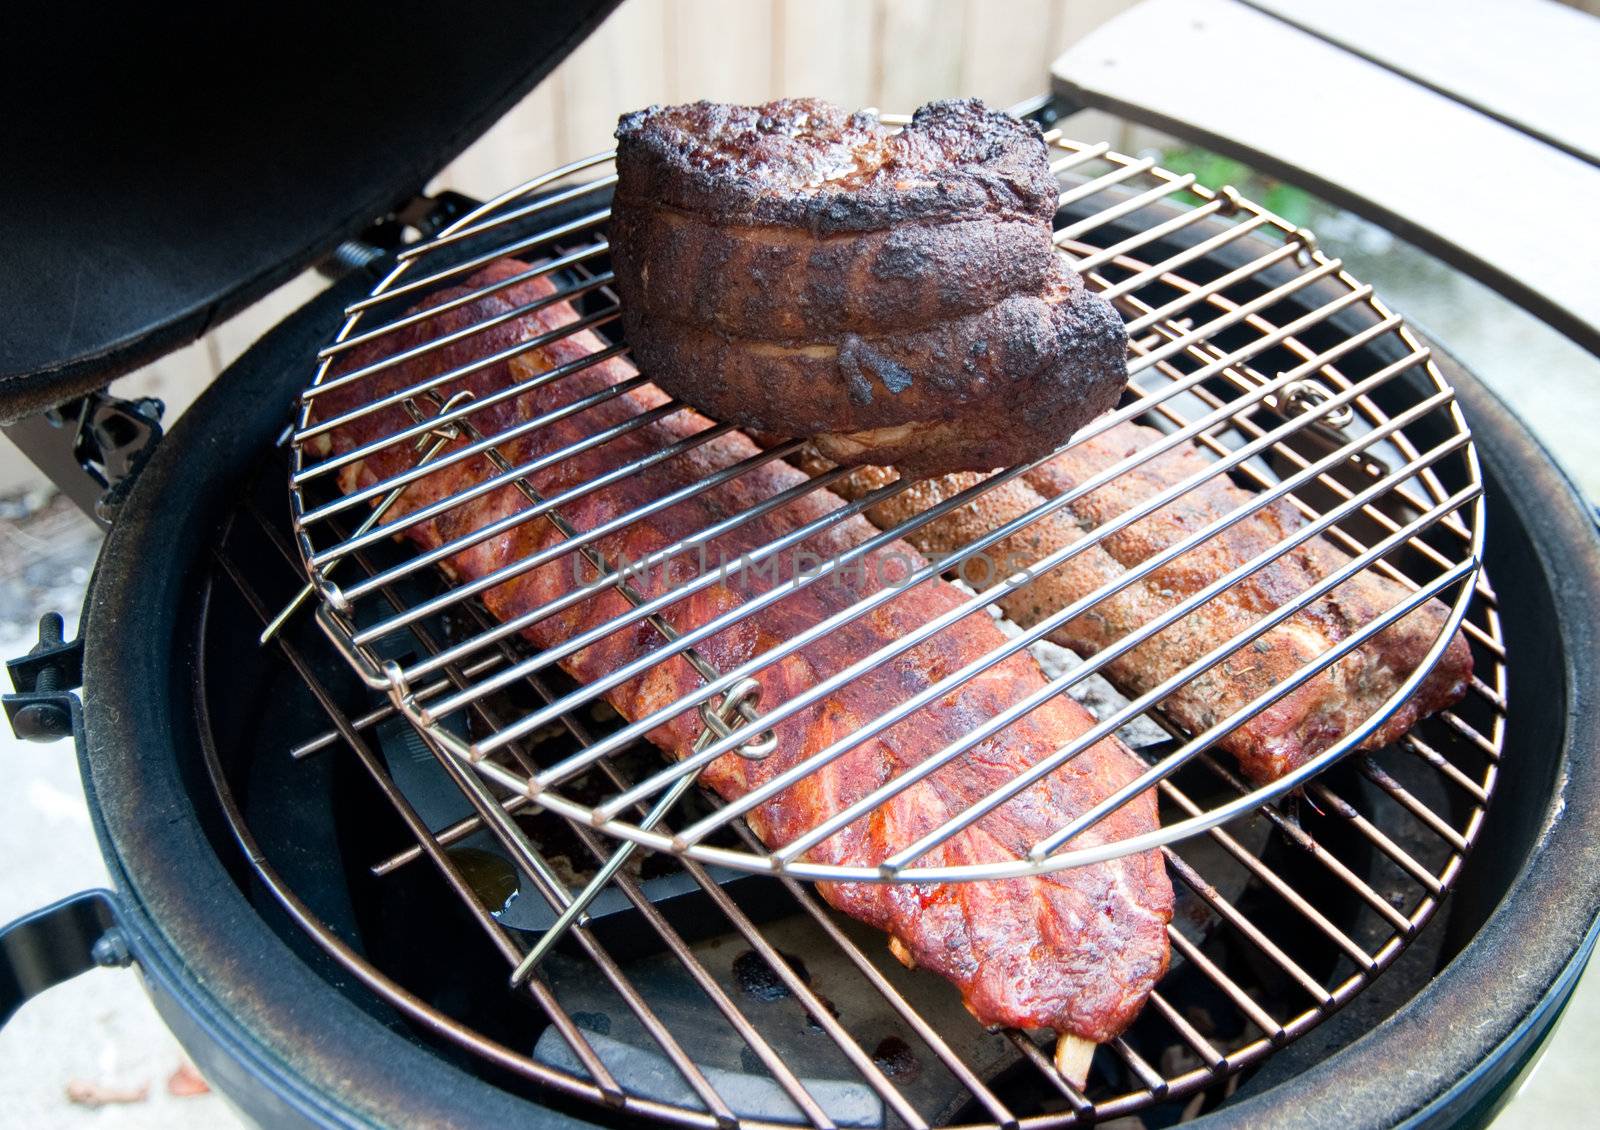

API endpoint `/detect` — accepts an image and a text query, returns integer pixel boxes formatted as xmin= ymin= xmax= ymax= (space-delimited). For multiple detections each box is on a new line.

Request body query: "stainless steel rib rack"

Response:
xmin=285 ymin=120 xmax=1492 ymax=888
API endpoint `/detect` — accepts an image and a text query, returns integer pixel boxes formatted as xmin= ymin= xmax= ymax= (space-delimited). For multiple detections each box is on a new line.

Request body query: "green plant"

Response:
xmin=1160 ymin=145 xmax=1319 ymax=227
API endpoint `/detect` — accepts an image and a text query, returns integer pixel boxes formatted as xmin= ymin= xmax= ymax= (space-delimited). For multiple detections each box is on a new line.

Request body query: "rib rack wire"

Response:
xmin=239 ymin=112 xmax=1508 ymax=1126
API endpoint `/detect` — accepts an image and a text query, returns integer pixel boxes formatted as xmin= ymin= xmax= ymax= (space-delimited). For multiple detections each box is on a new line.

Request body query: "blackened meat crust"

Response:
xmin=610 ymin=96 xmax=1130 ymax=476
xmin=614 ymin=98 xmax=1061 ymax=233
xmin=608 ymin=207 xmax=1056 ymax=339
xmin=623 ymin=259 xmax=1128 ymax=476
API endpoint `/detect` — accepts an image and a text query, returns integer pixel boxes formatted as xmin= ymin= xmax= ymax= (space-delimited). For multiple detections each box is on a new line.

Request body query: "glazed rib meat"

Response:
xmin=798 ymin=421 xmax=1473 ymax=783
xmin=312 ymin=260 xmax=1173 ymax=1044
xmin=610 ymin=98 xmax=1129 ymax=476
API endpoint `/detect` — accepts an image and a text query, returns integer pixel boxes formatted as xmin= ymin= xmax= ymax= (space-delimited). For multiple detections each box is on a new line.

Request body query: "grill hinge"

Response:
xmin=4 ymin=613 xmax=83 ymax=744
xmin=315 ymin=191 xmax=481 ymax=281
xmin=1 ymin=390 xmax=166 ymax=526
xmin=76 ymin=391 xmax=165 ymax=522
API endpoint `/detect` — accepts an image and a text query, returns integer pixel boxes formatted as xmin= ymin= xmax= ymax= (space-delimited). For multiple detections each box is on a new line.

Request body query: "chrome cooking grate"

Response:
xmin=208 ymin=441 xmax=1504 ymax=1127
xmin=285 ymin=119 xmax=1489 ymax=882
xmin=228 ymin=112 xmax=1510 ymax=1125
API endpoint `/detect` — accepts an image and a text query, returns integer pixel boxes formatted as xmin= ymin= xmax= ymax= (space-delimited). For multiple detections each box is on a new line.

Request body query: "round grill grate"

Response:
xmin=285 ymin=124 xmax=1490 ymax=883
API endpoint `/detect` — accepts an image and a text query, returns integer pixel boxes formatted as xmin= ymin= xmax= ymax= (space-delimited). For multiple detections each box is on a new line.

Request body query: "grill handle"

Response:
xmin=0 ymin=889 xmax=133 ymax=1028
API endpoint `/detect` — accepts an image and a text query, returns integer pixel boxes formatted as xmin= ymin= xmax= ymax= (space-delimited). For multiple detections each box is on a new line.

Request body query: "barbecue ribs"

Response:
xmin=312 ymin=259 xmax=1173 ymax=1046
xmin=797 ymin=421 xmax=1474 ymax=783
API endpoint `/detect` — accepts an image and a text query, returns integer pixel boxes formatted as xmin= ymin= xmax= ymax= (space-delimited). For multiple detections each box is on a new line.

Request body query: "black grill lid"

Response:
xmin=0 ymin=1 xmax=619 ymax=420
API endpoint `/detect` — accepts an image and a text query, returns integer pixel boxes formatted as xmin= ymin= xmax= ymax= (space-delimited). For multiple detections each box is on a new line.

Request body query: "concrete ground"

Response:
xmin=0 ymin=211 xmax=1594 ymax=1127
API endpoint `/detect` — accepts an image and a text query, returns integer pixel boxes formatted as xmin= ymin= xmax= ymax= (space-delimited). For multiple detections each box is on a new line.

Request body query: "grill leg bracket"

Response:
xmin=0 ymin=889 xmax=129 ymax=1028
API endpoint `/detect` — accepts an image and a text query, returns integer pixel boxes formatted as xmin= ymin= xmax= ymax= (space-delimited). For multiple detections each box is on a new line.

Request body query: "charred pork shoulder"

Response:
xmin=610 ymin=98 xmax=1128 ymax=477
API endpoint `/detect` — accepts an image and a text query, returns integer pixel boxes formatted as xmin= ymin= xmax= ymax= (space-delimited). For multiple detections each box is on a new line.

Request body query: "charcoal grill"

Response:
xmin=235 ymin=116 xmax=1502 ymax=1124
xmin=2 ymin=6 xmax=1597 ymax=1130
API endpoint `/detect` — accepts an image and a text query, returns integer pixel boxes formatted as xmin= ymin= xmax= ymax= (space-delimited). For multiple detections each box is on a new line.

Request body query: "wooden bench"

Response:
xmin=1050 ymin=0 xmax=1600 ymax=356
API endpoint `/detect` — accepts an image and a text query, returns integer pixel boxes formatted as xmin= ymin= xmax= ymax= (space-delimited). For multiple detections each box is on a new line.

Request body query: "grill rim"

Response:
xmin=1194 ymin=355 xmax=1600 ymax=1129
xmin=72 ymin=237 xmax=1600 ymax=1127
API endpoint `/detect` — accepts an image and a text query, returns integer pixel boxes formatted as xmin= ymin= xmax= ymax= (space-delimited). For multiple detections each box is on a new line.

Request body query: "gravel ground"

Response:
xmin=0 ymin=215 xmax=1593 ymax=1127
xmin=0 ymin=610 xmax=247 ymax=1125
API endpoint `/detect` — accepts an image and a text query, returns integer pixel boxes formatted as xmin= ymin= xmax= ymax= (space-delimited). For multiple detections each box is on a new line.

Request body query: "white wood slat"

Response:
xmin=778 ymin=0 xmax=880 ymax=107
xmin=561 ymin=0 xmax=673 ymax=157
xmin=664 ymin=0 xmax=777 ymax=105
xmin=1051 ymin=0 xmax=1140 ymax=43
xmin=1052 ymin=0 xmax=1600 ymax=354
xmin=877 ymin=0 xmax=965 ymax=110
xmin=960 ymin=0 xmax=1059 ymax=108
xmin=1247 ymin=0 xmax=1600 ymax=166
